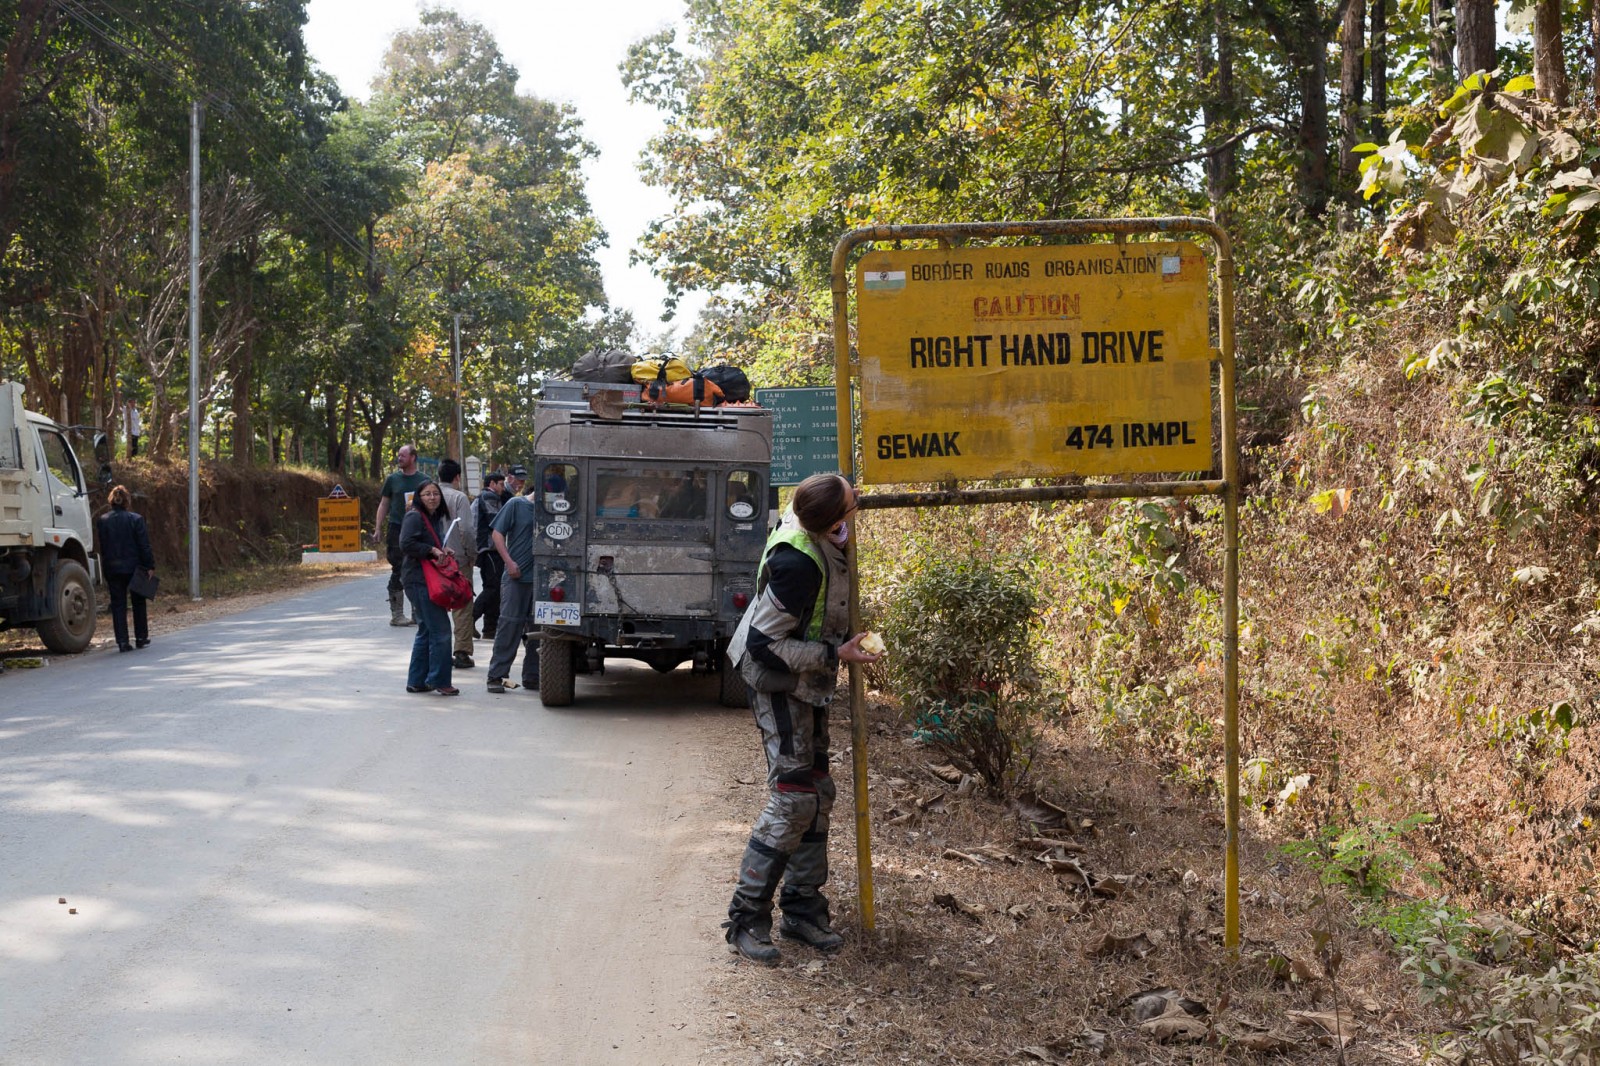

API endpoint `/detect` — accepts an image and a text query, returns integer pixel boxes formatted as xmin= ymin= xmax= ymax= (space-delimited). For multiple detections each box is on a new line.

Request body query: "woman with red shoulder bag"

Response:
xmin=399 ymin=480 xmax=458 ymax=696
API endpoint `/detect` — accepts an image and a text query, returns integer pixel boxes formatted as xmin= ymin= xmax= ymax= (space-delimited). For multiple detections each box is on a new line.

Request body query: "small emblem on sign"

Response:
xmin=864 ymin=270 xmax=906 ymax=292
xmin=545 ymin=521 xmax=573 ymax=540
xmin=1162 ymin=255 xmax=1182 ymax=275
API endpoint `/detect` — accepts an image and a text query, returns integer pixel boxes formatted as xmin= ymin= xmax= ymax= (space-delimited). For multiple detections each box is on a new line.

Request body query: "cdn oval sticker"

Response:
xmin=545 ymin=521 xmax=573 ymax=540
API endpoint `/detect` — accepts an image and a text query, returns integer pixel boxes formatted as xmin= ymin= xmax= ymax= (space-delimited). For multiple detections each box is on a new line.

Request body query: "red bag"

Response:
xmin=421 ymin=516 xmax=473 ymax=610
xmin=424 ymin=554 xmax=472 ymax=610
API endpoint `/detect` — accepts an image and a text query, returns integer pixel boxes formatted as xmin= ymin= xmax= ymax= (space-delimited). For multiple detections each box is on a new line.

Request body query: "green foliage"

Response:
xmin=1280 ymin=813 xmax=1435 ymax=901
xmin=875 ymin=538 xmax=1042 ymax=792
xmin=1433 ymin=955 xmax=1600 ymax=1066
xmin=878 ymin=543 xmax=1041 ymax=707
xmin=0 ymin=5 xmax=613 ymax=474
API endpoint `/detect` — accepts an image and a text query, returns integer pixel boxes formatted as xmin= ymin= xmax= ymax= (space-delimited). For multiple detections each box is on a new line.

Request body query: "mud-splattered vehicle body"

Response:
xmin=528 ymin=379 xmax=771 ymax=707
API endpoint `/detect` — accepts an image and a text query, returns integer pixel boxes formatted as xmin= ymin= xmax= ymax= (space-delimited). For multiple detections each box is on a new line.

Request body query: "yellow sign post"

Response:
xmin=317 ymin=497 xmax=362 ymax=553
xmin=857 ymin=243 xmax=1212 ymax=481
xmin=831 ymin=219 xmax=1241 ymax=951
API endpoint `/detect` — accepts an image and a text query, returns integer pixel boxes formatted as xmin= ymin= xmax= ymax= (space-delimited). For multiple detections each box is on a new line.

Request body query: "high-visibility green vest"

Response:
xmin=757 ymin=525 xmax=827 ymax=641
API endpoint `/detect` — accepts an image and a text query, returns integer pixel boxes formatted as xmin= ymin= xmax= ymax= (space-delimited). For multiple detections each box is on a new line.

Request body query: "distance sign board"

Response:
xmin=317 ymin=496 xmax=362 ymax=553
xmin=855 ymin=242 xmax=1213 ymax=483
xmin=754 ymin=386 xmax=841 ymax=486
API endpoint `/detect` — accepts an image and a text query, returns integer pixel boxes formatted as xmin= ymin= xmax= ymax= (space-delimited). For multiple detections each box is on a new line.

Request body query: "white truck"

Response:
xmin=0 ymin=381 xmax=105 ymax=653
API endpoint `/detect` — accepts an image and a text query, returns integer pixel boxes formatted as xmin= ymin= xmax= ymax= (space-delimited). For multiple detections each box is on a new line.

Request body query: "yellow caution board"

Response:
xmin=317 ymin=496 xmax=362 ymax=553
xmin=856 ymin=242 xmax=1213 ymax=482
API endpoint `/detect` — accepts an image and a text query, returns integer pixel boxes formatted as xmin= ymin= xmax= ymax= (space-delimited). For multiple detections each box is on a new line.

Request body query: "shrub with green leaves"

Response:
xmin=877 ymin=541 xmax=1042 ymax=792
xmin=1437 ymin=954 xmax=1600 ymax=1066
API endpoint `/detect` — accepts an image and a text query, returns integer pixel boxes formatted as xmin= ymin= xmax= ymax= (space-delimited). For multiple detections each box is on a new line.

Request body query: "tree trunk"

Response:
xmin=229 ymin=238 xmax=260 ymax=467
xmin=1370 ymin=0 xmax=1389 ymax=140
xmin=1431 ymin=0 xmax=1456 ymax=90
xmin=1456 ymin=0 xmax=1496 ymax=79
xmin=324 ymin=384 xmax=342 ymax=472
xmin=1592 ymin=0 xmax=1600 ymax=107
xmin=1339 ymin=0 xmax=1367 ymax=176
xmin=230 ymin=328 xmax=257 ymax=466
xmin=339 ymin=389 xmax=354 ymax=476
xmin=370 ymin=423 xmax=388 ymax=479
xmin=1298 ymin=39 xmax=1332 ymax=214
xmin=1533 ymin=0 xmax=1569 ymax=105
xmin=1249 ymin=0 xmax=1342 ymax=215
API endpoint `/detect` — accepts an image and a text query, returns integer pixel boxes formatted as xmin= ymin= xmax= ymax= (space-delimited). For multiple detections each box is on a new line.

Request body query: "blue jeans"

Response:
xmin=405 ymin=586 xmax=453 ymax=689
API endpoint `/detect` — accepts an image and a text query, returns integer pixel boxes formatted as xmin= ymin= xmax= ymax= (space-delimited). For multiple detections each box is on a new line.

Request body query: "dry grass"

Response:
xmin=707 ymin=696 xmax=1440 ymax=1065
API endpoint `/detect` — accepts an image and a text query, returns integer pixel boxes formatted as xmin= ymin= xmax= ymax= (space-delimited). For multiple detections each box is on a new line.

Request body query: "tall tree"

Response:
xmin=366 ymin=9 xmax=606 ymax=461
xmin=1200 ymin=0 xmax=1242 ymax=214
xmin=1339 ymin=0 xmax=1368 ymax=176
xmin=1370 ymin=0 xmax=1388 ymax=139
xmin=1457 ymin=0 xmax=1496 ymax=76
xmin=1532 ymin=0 xmax=1568 ymax=104
xmin=1592 ymin=0 xmax=1600 ymax=106
xmin=1430 ymin=0 xmax=1456 ymax=89
xmin=1243 ymin=0 xmax=1354 ymax=215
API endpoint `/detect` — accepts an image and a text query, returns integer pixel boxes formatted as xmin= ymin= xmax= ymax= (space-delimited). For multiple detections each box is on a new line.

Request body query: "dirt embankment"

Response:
xmin=99 ymin=460 xmax=382 ymax=573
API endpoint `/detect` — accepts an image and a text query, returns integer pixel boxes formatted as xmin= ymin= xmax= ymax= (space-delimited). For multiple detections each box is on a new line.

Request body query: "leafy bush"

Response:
xmin=878 ymin=544 xmax=1041 ymax=707
xmin=877 ymin=541 xmax=1042 ymax=792
xmin=1435 ymin=954 xmax=1600 ymax=1066
xmin=1280 ymin=812 xmax=1435 ymax=901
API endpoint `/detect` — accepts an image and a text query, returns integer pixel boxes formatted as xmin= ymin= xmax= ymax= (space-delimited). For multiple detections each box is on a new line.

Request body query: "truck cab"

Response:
xmin=529 ymin=379 xmax=772 ymax=707
xmin=0 ymin=381 xmax=101 ymax=653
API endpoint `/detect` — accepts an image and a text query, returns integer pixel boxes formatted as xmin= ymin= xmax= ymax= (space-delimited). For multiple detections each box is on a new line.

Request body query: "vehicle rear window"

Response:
xmin=726 ymin=470 xmax=760 ymax=519
xmin=541 ymin=463 xmax=577 ymax=515
xmin=595 ymin=469 xmax=707 ymax=520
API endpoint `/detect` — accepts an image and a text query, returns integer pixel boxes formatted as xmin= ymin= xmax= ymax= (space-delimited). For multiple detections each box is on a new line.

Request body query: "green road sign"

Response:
xmin=755 ymin=387 xmax=840 ymax=486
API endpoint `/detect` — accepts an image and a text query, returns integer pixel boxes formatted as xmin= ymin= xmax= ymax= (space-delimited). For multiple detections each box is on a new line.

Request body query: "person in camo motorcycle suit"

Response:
xmin=723 ymin=473 xmax=884 ymax=965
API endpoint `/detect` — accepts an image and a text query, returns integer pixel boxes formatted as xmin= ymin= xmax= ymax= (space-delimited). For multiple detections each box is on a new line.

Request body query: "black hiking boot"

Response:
xmin=725 ymin=923 xmax=780 ymax=966
xmin=779 ymin=915 xmax=844 ymax=953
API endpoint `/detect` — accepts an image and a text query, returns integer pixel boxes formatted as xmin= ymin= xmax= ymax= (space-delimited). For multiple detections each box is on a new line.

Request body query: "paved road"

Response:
xmin=0 ymin=573 xmax=745 ymax=1065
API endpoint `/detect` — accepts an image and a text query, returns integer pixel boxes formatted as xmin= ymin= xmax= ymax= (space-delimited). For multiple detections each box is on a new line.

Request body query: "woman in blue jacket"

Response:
xmin=96 ymin=485 xmax=155 ymax=653
xmin=399 ymin=479 xmax=458 ymax=696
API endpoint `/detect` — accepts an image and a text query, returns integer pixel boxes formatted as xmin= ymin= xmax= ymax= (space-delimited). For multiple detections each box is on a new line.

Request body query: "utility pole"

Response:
xmin=452 ymin=313 xmax=466 ymax=460
xmin=188 ymin=99 xmax=203 ymax=601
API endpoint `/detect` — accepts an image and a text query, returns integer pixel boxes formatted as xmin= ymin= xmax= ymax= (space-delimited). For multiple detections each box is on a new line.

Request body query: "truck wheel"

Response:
xmin=718 ymin=652 xmax=750 ymax=709
xmin=540 ymin=638 xmax=577 ymax=707
xmin=37 ymin=560 xmax=96 ymax=654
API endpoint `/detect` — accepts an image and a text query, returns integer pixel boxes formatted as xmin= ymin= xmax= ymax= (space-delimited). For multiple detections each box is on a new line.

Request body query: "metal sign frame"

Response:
xmin=830 ymin=218 xmax=1242 ymax=948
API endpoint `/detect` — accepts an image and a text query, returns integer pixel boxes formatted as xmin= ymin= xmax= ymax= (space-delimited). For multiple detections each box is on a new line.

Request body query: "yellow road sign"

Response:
xmin=856 ymin=242 xmax=1212 ymax=482
xmin=317 ymin=496 xmax=362 ymax=553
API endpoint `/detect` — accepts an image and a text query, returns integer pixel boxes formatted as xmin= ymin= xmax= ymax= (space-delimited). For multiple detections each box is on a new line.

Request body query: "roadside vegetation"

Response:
xmin=629 ymin=4 xmax=1600 ymax=1064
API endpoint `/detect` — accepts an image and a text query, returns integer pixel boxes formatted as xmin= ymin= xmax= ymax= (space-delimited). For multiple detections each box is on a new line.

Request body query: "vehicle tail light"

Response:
xmin=549 ymin=587 xmax=565 ymax=602
xmin=733 ymin=592 xmax=749 ymax=609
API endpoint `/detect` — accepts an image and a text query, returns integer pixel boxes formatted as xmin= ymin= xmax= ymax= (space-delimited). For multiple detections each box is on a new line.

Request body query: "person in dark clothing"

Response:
xmin=721 ymin=473 xmax=884 ymax=965
xmin=399 ymin=479 xmax=458 ymax=696
xmin=97 ymin=484 xmax=155 ymax=653
xmin=472 ymin=469 xmax=508 ymax=639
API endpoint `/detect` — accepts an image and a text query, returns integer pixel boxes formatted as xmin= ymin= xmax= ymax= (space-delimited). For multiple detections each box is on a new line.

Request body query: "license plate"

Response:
xmin=535 ymin=601 xmax=581 ymax=626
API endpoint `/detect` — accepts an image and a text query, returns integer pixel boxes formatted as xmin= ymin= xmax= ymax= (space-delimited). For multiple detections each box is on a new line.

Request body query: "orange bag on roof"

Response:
xmin=642 ymin=370 xmax=723 ymax=408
